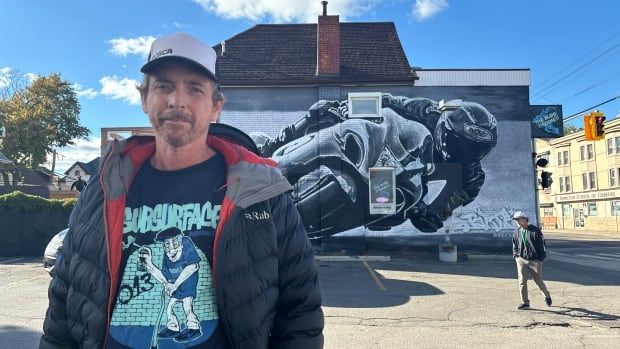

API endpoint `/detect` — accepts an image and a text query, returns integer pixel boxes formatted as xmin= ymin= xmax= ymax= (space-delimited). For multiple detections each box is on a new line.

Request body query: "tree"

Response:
xmin=563 ymin=125 xmax=582 ymax=136
xmin=0 ymin=73 xmax=89 ymax=174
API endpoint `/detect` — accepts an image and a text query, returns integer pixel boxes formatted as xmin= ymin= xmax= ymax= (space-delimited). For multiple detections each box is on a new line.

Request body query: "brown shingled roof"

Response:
xmin=214 ymin=22 xmax=418 ymax=86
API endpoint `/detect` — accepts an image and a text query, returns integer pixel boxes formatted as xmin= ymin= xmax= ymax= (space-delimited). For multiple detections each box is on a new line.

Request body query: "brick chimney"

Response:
xmin=316 ymin=1 xmax=340 ymax=76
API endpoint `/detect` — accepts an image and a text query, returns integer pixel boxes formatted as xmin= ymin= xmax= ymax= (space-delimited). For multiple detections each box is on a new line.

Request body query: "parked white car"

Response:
xmin=43 ymin=228 xmax=68 ymax=276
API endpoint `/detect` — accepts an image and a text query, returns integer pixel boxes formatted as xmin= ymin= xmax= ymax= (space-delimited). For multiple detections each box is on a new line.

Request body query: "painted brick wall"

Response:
xmin=110 ymin=245 xmax=218 ymax=326
xmin=218 ymin=84 xmax=533 ymax=247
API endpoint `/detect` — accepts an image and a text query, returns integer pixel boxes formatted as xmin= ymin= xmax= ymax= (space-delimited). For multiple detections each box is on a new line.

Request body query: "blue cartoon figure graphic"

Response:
xmin=141 ymin=227 xmax=202 ymax=343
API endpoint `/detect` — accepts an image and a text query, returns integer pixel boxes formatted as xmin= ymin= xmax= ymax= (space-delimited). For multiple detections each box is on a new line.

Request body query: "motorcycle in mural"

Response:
xmin=251 ymin=93 xmax=498 ymax=238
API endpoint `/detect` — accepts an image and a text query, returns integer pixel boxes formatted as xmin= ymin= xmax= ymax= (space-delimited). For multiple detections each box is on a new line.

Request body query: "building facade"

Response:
xmin=536 ymin=116 xmax=620 ymax=232
xmin=101 ymin=7 xmax=539 ymax=250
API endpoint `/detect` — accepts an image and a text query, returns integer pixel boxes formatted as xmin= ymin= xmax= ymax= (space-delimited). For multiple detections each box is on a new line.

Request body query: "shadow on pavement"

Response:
xmin=318 ymin=261 xmax=443 ymax=308
xmin=0 ymin=325 xmax=42 ymax=349
xmin=531 ymin=306 xmax=620 ymax=327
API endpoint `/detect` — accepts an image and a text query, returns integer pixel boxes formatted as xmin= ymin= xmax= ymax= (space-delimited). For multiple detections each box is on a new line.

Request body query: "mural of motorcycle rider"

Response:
xmin=381 ymin=94 xmax=498 ymax=232
xmin=252 ymin=93 xmax=497 ymax=237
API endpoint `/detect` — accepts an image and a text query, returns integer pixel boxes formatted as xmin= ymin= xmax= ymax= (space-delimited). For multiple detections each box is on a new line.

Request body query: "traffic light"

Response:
xmin=541 ymin=171 xmax=553 ymax=189
xmin=584 ymin=113 xmax=594 ymax=140
xmin=592 ymin=110 xmax=606 ymax=140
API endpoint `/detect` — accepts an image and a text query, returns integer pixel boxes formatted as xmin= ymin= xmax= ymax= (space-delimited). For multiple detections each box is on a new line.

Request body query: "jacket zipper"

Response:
xmin=214 ymin=203 xmax=236 ymax=348
xmin=100 ymin=140 xmax=116 ymax=349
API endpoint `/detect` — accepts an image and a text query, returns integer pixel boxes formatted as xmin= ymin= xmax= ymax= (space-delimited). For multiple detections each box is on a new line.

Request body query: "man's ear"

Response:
xmin=140 ymin=90 xmax=148 ymax=114
xmin=211 ymin=99 xmax=224 ymax=123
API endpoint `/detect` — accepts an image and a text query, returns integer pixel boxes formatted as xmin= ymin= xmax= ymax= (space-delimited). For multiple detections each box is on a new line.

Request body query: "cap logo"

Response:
xmin=151 ymin=48 xmax=172 ymax=61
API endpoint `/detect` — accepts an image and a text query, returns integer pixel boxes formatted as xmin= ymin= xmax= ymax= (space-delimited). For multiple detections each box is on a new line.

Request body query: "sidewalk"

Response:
xmin=544 ymin=229 xmax=620 ymax=240
xmin=321 ymin=255 xmax=620 ymax=349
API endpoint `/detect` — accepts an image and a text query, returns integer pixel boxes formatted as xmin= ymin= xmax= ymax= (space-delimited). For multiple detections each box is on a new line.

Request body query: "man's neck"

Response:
xmin=151 ymin=136 xmax=215 ymax=171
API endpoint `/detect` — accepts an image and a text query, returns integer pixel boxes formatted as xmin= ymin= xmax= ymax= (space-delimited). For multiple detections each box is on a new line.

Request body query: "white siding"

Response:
xmin=416 ymin=69 xmax=530 ymax=86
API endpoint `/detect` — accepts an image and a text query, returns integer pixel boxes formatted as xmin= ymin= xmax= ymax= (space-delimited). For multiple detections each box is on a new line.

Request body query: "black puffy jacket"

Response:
xmin=512 ymin=224 xmax=547 ymax=261
xmin=40 ymin=133 xmax=324 ymax=349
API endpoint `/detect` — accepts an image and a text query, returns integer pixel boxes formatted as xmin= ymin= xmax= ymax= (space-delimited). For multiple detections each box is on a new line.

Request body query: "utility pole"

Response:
xmin=50 ymin=150 xmax=56 ymax=185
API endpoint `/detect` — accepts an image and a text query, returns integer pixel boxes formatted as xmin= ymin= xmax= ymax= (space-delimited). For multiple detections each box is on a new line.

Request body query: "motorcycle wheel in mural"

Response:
xmin=251 ymin=93 xmax=498 ymax=239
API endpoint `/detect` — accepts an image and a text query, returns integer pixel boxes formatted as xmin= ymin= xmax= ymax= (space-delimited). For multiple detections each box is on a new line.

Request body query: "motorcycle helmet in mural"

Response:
xmin=252 ymin=93 xmax=498 ymax=238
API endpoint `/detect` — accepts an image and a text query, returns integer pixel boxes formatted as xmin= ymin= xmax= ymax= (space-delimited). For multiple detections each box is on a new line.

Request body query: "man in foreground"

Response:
xmin=40 ymin=32 xmax=324 ymax=349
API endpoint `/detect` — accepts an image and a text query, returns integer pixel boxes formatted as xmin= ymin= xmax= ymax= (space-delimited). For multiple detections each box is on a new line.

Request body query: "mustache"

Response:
xmin=157 ymin=111 xmax=195 ymax=125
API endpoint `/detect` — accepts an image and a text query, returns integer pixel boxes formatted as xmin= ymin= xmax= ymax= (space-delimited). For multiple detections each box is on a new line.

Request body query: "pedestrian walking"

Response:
xmin=512 ymin=211 xmax=552 ymax=310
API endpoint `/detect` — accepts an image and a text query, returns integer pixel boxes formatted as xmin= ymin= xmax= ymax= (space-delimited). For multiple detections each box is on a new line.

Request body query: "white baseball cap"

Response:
xmin=512 ymin=211 xmax=528 ymax=220
xmin=141 ymin=33 xmax=218 ymax=82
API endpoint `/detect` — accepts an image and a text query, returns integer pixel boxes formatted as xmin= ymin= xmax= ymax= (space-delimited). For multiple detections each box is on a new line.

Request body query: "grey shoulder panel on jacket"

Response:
xmin=226 ymin=160 xmax=293 ymax=209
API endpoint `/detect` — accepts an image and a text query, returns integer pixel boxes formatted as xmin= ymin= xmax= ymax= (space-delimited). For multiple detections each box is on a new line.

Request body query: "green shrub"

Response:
xmin=0 ymin=191 xmax=75 ymax=212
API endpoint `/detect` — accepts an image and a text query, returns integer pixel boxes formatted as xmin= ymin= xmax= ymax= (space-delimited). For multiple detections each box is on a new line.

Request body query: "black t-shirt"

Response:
xmin=107 ymin=154 xmax=229 ymax=348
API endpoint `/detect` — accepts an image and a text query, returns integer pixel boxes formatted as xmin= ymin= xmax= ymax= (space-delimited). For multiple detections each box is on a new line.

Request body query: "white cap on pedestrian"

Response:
xmin=512 ymin=211 xmax=528 ymax=220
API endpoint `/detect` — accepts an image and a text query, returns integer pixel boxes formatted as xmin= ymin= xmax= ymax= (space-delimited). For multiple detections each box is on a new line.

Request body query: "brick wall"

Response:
xmin=317 ymin=15 xmax=340 ymax=75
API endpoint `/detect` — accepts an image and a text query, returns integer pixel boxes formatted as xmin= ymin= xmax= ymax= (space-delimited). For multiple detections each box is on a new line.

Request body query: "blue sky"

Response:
xmin=1 ymin=0 xmax=619 ymax=173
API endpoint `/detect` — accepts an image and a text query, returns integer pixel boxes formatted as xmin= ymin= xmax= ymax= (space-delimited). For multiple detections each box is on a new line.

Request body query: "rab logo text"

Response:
xmin=245 ymin=211 xmax=270 ymax=220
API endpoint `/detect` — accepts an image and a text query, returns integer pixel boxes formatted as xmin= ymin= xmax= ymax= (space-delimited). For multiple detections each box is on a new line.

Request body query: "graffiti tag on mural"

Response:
xmin=451 ymin=206 xmax=515 ymax=236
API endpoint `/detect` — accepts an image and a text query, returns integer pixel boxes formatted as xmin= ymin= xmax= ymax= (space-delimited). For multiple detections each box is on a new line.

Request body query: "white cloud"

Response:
xmin=173 ymin=22 xmax=192 ymax=29
xmin=192 ymin=0 xmax=380 ymax=22
xmin=412 ymin=0 xmax=448 ymax=21
xmin=0 ymin=67 xmax=11 ymax=88
xmin=108 ymin=36 xmax=156 ymax=58
xmin=25 ymin=72 xmax=39 ymax=82
xmin=72 ymin=83 xmax=98 ymax=99
xmin=46 ymin=137 xmax=102 ymax=175
xmin=99 ymin=76 xmax=141 ymax=105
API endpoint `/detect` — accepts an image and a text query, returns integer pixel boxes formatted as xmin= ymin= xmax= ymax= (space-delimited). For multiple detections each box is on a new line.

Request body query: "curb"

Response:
xmin=315 ymin=255 xmax=391 ymax=262
xmin=466 ymin=254 xmax=514 ymax=261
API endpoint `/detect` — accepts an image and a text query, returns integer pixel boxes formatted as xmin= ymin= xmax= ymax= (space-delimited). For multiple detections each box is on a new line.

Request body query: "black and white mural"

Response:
xmin=221 ymin=86 xmax=535 ymax=248
xmin=249 ymin=94 xmax=498 ymax=238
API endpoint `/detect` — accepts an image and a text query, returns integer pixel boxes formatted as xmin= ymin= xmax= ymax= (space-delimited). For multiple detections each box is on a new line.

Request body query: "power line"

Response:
xmin=563 ymin=95 xmax=620 ymax=123
xmin=532 ymin=30 xmax=620 ymax=95
xmin=532 ymin=41 xmax=620 ymax=99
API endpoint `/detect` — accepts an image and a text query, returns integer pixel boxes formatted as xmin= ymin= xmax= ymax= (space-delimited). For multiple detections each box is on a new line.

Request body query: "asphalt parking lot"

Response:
xmin=1 ymin=254 xmax=620 ymax=348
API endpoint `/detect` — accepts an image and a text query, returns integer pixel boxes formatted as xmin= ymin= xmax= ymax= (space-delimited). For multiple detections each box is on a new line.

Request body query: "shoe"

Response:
xmin=158 ymin=328 xmax=180 ymax=338
xmin=175 ymin=328 xmax=201 ymax=342
xmin=545 ymin=297 xmax=552 ymax=306
xmin=517 ymin=303 xmax=530 ymax=310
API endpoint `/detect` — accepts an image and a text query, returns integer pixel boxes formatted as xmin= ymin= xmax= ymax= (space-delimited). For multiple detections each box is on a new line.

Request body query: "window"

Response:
xmin=74 ymin=170 xmax=79 ymax=176
xmin=608 ymin=138 xmax=614 ymax=155
xmin=562 ymin=204 xmax=572 ymax=216
xmin=558 ymin=150 xmax=569 ymax=165
xmin=615 ymin=137 xmax=620 ymax=153
xmin=610 ymin=169 xmax=616 ymax=187
xmin=589 ymin=172 xmax=596 ymax=189
xmin=347 ymin=92 xmax=381 ymax=118
xmin=580 ymin=145 xmax=585 ymax=161
xmin=582 ymin=173 xmax=588 ymax=190
xmin=587 ymin=144 xmax=594 ymax=160
xmin=587 ymin=202 xmax=597 ymax=216
xmin=559 ymin=176 xmax=571 ymax=193
xmin=543 ymin=207 xmax=554 ymax=216
xmin=612 ymin=201 xmax=620 ymax=216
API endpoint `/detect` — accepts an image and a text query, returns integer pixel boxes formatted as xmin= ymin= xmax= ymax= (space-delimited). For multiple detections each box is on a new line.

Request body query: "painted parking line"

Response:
xmin=362 ymin=261 xmax=387 ymax=291
xmin=576 ymin=254 xmax=619 ymax=261
xmin=0 ymin=257 xmax=27 ymax=264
